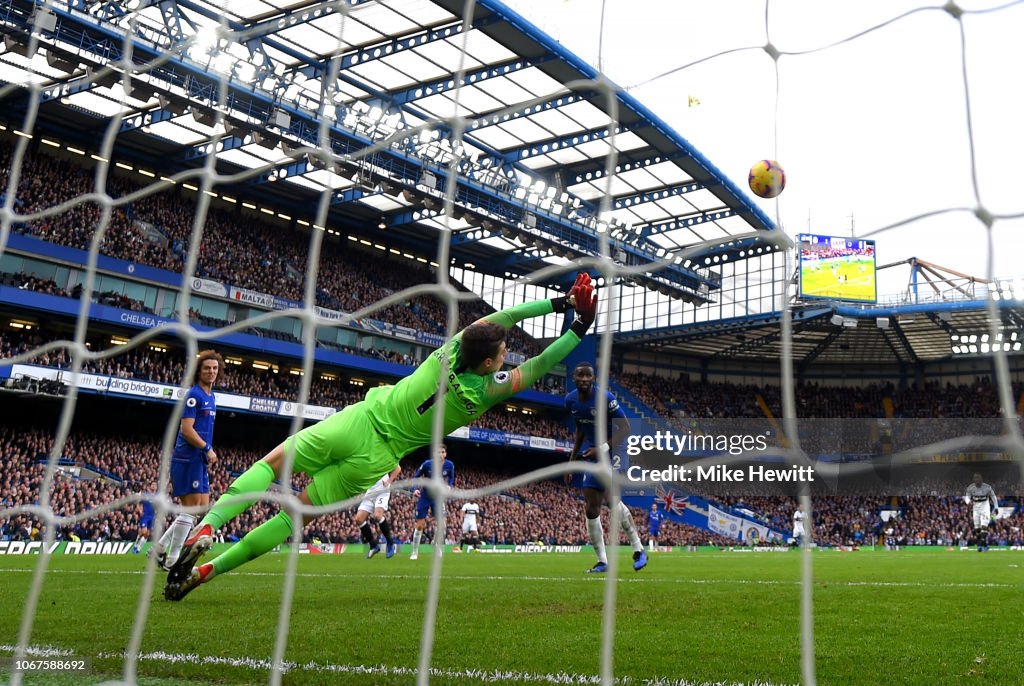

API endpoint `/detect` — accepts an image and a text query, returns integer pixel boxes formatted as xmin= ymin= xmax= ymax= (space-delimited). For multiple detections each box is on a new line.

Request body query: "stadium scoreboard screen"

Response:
xmin=798 ymin=234 xmax=877 ymax=303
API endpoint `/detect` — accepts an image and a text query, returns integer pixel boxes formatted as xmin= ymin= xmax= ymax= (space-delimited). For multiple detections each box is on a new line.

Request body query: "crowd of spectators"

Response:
xmin=617 ymin=369 xmax=1024 ymax=421
xmin=3 ymin=422 xmax=1022 ymax=549
xmin=0 ymin=328 xmax=571 ymax=435
xmin=0 ymin=141 xmax=541 ymax=357
xmin=7 ymin=323 xmax=1024 ymax=448
xmin=2 ymin=272 xmax=72 ymax=298
xmin=1 ymin=425 xmax=725 ymax=547
xmin=720 ymin=492 xmax=1024 ymax=547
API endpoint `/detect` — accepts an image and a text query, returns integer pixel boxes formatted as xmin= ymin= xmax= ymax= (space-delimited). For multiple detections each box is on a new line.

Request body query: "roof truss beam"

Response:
xmin=635 ymin=208 xmax=737 ymax=240
xmin=467 ymin=90 xmax=595 ymax=131
xmin=676 ymin=235 xmax=786 ymax=264
xmin=85 ymin=0 xmax=130 ymax=21
xmin=120 ymin=108 xmax=179 ymax=133
xmin=889 ymin=321 xmax=920 ymax=364
xmin=172 ymin=0 xmax=333 ymax=76
xmin=614 ymin=308 xmax=832 ymax=347
xmin=925 ymin=311 xmax=957 ymax=336
xmin=879 ymin=328 xmax=907 ymax=362
xmin=503 ymin=121 xmax=644 ymax=163
xmin=20 ymin=6 xmax=728 ymax=293
xmin=385 ymin=207 xmax=441 ymax=228
xmin=390 ymin=55 xmax=554 ymax=105
xmin=710 ymin=329 xmax=784 ymax=360
xmin=240 ymin=0 xmax=363 ymax=41
xmin=800 ymin=329 xmax=844 ymax=367
xmin=288 ymin=14 xmax=503 ymax=78
xmin=612 ymin=181 xmax=703 ymax=210
xmin=181 ymin=134 xmax=247 ymax=161
xmin=566 ymin=150 xmax=687 ymax=186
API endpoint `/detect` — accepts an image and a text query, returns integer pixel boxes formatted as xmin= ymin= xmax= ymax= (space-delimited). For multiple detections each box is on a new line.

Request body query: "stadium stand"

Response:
xmin=3 ymin=409 xmax=1021 ymax=548
xmin=616 ymin=368 xmax=1024 ymax=419
xmin=0 ymin=424 xmax=739 ymax=547
xmin=0 ymin=140 xmax=541 ymax=357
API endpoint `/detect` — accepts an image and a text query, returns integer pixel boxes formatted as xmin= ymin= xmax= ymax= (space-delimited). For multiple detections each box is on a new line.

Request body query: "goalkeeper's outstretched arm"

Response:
xmin=486 ymin=273 xmax=599 ymax=399
xmin=453 ymin=272 xmax=593 ymax=341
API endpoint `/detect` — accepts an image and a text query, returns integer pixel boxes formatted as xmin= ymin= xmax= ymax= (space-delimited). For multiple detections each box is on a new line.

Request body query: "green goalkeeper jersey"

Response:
xmin=363 ymin=299 xmax=580 ymax=459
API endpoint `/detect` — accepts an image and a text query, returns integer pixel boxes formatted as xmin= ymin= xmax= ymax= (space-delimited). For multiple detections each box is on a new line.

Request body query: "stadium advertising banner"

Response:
xmin=189 ymin=277 xmax=229 ymax=298
xmin=474 ymin=545 xmax=585 ymax=554
xmin=278 ymin=401 xmax=336 ymax=421
xmin=529 ymin=436 xmax=558 ymax=451
xmin=798 ymin=234 xmax=877 ymax=303
xmin=4 ymin=364 xmax=571 ymax=452
xmin=707 ymin=505 xmax=743 ymax=540
xmin=6 ymin=364 xmax=320 ymax=418
xmin=229 ymin=285 xmax=281 ymax=309
xmin=249 ymin=396 xmax=282 ymax=414
xmin=0 ymin=541 xmax=135 ymax=555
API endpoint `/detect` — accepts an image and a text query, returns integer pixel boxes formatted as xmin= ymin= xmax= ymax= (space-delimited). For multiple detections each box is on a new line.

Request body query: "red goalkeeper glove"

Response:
xmin=567 ymin=272 xmax=592 ymax=307
xmin=570 ymin=282 xmax=597 ymax=335
xmin=552 ymin=272 xmax=593 ymax=314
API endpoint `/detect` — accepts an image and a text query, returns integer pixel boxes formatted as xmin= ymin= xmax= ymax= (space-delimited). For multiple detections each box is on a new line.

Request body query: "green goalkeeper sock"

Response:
xmin=201 ymin=461 xmax=276 ymax=531
xmin=211 ymin=511 xmax=295 ymax=576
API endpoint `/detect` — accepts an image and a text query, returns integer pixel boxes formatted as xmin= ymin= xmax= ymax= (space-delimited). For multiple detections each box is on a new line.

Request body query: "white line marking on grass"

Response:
xmin=0 ymin=568 xmax=1018 ymax=589
xmin=0 ymin=645 xmax=795 ymax=686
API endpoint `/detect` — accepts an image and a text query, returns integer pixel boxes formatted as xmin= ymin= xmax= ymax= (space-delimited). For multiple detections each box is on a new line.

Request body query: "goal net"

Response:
xmin=1 ymin=0 xmax=1022 ymax=685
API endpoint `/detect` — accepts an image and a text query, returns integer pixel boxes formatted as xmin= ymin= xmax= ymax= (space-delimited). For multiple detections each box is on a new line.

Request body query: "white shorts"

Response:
xmin=793 ymin=523 xmax=805 ymax=537
xmin=461 ymin=521 xmax=478 ymax=534
xmin=972 ymin=508 xmax=991 ymax=529
xmin=358 ymin=490 xmax=390 ymax=514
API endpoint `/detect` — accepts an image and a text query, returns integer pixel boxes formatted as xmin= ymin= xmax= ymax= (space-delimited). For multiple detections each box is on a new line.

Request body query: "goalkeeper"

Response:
xmin=164 ymin=273 xmax=599 ymax=600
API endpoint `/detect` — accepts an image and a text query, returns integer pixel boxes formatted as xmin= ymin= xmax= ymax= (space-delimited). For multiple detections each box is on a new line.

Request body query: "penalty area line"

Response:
xmin=0 ymin=644 xmax=795 ymax=686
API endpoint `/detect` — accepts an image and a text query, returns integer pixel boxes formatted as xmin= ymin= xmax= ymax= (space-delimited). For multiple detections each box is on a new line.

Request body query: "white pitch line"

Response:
xmin=0 ymin=645 xmax=796 ymax=686
xmin=0 ymin=568 xmax=1018 ymax=589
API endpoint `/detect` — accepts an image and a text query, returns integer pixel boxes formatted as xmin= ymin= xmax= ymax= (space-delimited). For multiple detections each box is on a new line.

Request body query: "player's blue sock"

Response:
xmin=201 ymin=461 xmax=276 ymax=531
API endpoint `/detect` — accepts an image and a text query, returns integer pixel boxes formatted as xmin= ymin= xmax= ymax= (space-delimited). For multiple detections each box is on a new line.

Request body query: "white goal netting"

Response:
xmin=2 ymin=0 xmax=1023 ymax=685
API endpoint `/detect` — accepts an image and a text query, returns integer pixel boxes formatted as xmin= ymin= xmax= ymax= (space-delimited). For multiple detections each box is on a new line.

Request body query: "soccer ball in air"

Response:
xmin=748 ymin=160 xmax=786 ymax=199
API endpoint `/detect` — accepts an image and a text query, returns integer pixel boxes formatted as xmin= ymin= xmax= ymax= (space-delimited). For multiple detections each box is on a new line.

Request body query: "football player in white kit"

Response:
xmin=792 ymin=504 xmax=806 ymax=546
xmin=459 ymin=501 xmax=482 ymax=551
xmin=964 ymin=472 xmax=999 ymax=552
xmin=356 ymin=465 xmax=403 ymax=559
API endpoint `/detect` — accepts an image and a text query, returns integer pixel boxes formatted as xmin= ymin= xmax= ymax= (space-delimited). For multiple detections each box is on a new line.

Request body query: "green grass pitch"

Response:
xmin=1 ymin=548 xmax=1021 ymax=685
xmin=800 ymin=259 xmax=876 ymax=302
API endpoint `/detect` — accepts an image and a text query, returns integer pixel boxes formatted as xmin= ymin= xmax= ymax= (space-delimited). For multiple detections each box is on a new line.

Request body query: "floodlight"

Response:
xmin=157 ymin=94 xmax=189 ymax=115
xmin=45 ymin=50 xmax=79 ymax=74
xmin=251 ymin=131 xmax=278 ymax=149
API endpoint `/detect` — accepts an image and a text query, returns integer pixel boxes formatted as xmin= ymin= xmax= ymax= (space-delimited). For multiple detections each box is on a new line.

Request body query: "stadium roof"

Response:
xmin=618 ymin=298 xmax=1024 ymax=366
xmin=0 ymin=0 xmax=782 ymax=301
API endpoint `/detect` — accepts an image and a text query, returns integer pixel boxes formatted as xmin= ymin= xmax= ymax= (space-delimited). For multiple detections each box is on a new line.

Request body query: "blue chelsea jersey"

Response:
xmin=172 ymin=385 xmax=216 ymax=461
xmin=564 ymin=388 xmax=626 ymax=448
xmin=414 ymin=458 xmax=455 ymax=487
xmin=648 ymin=510 xmax=667 ymax=532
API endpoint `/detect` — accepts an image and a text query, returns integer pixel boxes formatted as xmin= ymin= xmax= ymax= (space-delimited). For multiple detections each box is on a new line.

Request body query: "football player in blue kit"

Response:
xmin=158 ymin=350 xmax=223 ymax=581
xmin=410 ymin=444 xmax=455 ymax=560
xmin=133 ymin=481 xmax=158 ymax=554
xmin=564 ymin=361 xmax=647 ymax=573
xmin=647 ymin=502 xmax=667 ymax=551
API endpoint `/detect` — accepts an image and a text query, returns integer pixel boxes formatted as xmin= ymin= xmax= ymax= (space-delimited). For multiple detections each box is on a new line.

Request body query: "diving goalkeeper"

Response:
xmin=164 ymin=273 xmax=599 ymax=600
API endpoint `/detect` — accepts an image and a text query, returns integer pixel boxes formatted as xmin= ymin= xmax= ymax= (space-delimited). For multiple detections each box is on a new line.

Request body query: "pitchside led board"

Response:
xmin=798 ymin=234 xmax=877 ymax=303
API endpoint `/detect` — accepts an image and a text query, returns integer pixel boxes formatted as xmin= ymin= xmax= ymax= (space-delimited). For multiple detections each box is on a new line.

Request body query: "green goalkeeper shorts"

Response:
xmin=283 ymin=402 xmax=398 ymax=507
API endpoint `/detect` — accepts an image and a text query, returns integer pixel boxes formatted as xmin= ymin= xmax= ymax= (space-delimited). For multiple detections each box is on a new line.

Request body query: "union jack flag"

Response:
xmin=654 ymin=484 xmax=689 ymax=516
